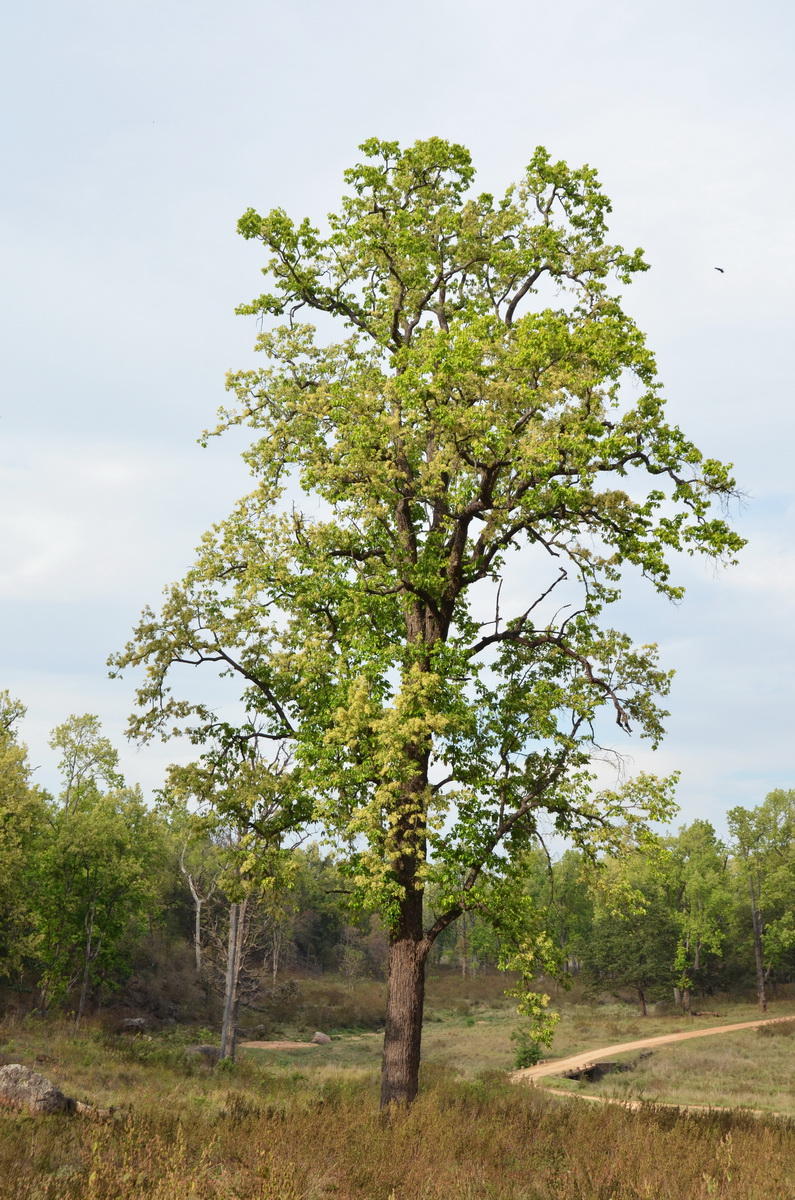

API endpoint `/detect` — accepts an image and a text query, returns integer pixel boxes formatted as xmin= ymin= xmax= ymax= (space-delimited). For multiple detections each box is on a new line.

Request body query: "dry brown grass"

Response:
xmin=3 ymin=1008 xmax=795 ymax=1198
xmin=5 ymin=990 xmax=795 ymax=1197
xmin=2 ymin=1064 xmax=795 ymax=1199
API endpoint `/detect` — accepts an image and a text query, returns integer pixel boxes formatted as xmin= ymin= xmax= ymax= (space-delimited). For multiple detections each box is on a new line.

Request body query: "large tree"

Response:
xmin=112 ymin=138 xmax=742 ymax=1106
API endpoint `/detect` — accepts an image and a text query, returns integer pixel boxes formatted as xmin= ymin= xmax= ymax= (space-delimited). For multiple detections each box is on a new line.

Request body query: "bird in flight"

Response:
xmin=714 ymin=267 xmax=725 ymax=273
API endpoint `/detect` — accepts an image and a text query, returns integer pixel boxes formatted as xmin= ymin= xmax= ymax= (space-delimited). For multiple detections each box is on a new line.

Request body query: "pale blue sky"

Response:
xmin=2 ymin=0 xmax=794 ymax=827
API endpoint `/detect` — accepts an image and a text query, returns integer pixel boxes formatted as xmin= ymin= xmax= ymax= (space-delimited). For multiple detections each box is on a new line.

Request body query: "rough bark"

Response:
xmin=380 ymin=888 xmax=428 ymax=1108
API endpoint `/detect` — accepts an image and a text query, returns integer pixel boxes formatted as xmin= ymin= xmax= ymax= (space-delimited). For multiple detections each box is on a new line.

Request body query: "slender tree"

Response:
xmin=113 ymin=137 xmax=742 ymax=1105
xmin=728 ymin=791 xmax=795 ymax=1011
xmin=162 ymin=744 xmax=300 ymax=1059
xmin=667 ymin=820 xmax=730 ymax=1012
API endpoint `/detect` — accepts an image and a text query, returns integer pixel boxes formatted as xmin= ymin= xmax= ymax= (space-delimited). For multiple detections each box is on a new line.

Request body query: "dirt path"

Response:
xmin=512 ymin=1015 xmax=794 ymax=1084
xmin=238 ymin=1040 xmax=320 ymax=1051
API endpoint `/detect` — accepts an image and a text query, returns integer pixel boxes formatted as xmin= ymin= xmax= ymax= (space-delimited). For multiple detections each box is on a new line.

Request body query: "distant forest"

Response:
xmin=2 ymin=692 xmax=793 ymax=1026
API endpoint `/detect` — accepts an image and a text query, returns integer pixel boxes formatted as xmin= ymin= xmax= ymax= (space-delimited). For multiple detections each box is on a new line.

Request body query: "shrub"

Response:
xmin=510 ymin=1026 xmax=542 ymax=1069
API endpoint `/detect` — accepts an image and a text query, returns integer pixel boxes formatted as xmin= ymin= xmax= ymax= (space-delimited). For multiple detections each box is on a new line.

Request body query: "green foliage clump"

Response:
xmin=510 ymin=1025 xmax=543 ymax=1069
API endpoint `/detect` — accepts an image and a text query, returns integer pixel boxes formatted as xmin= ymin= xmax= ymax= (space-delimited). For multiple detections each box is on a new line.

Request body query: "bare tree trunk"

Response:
xmin=220 ymin=902 xmax=241 ymax=1060
xmin=637 ymin=986 xmax=647 ymax=1017
xmin=682 ymin=988 xmax=691 ymax=1014
xmin=749 ymin=875 xmax=767 ymax=1013
xmin=75 ymin=901 xmax=96 ymax=1029
xmin=380 ymin=889 xmax=427 ymax=1109
xmin=220 ymin=898 xmax=249 ymax=1062
xmin=179 ymin=845 xmax=215 ymax=975
xmin=193 ymin=895 xmax=203 ymax=974
xmin=460 ymin=912 xmax=468 ymax=978
xmin=230 ymin=899 xmax=247 ymax=1052
xmin=269 ymin=916 xmax=284 ymax=985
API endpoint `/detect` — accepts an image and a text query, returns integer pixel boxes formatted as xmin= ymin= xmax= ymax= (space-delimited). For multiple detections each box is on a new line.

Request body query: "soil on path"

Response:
xmin=238 ymin=1040 xmax=320 ymax=1051
xmin=512 ymin=1015 xmax=795 ymax=1084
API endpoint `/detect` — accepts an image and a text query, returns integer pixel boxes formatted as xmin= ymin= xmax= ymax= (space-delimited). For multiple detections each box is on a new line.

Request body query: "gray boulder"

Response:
xmin=184 ymin=1044 xmax=221 ymax=1066
xmin=311 ymin=1031 xmax=332 ymax=1045
xmin=116 ymin=1017 xmax=148 ymax=1035
xmin=0 ymin=1063 xmax=110 ymax=1119
xmin=0 ymin=1064 xmax=74 ymax=1115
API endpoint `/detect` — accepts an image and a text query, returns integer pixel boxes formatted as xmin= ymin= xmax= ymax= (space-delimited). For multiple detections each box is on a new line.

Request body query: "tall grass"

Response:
xmin=5 ymin=993 xmax=795 ymax=1198
xmin=2 ymin=1064 xmax=795 ymax=1198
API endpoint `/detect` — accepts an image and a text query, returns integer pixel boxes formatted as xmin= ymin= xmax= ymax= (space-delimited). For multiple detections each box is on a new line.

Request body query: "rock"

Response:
xmin=0 ymin=1064 xmax=73 ymax=1114
xmin=0 ymin=1064 xmax=112 ymax=1120
xmin=184 ymin=1044 xmax=221 ymax=1066
xmin=116 ymin=1017 xmax=147 ymax=1035
xmin=311 ymin=1031 xmax=332 ymax=1045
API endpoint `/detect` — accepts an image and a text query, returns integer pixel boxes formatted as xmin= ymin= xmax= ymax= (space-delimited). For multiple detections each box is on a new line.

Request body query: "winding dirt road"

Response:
xmin=512 ymin=1015 xmax=794 ymax=1084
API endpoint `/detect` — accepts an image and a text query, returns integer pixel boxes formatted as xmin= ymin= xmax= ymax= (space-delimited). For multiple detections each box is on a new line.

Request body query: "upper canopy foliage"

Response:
xmin=112 ymin=138 xmax=743 ymax=931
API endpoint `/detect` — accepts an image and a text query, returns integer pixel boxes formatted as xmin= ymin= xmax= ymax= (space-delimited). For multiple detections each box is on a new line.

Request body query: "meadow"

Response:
xmin=2 ymin=975 xmax=795 ymax=1199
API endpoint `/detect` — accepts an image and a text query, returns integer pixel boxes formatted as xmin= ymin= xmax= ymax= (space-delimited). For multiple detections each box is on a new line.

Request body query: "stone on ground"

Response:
xmin=185 ymin=1044 xmax=221 ymax=1065
xmin=0 ymin=1064 xmax=74 ymax=1114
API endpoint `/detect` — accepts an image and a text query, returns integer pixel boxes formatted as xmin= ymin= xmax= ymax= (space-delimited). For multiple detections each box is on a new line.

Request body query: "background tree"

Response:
xmin=113 ymin=137 xmax=742 ymax=1105
xmin=34 ymin=715 xmax=166 ymax=1020
xmin=666 ymin=820 xmax=730 ymax=1011
xmin=728 ymin=790 xmax=795 ymax=1011
xmin=583 ymin=846 xmax=679 ymax=1014
xmin=514 ymin=847 xmax=595 ymax=979
xmin=162 ymin=742 xmax=302 ymax=1060
xmin=0 ymin=693 xmax=48 ymax=994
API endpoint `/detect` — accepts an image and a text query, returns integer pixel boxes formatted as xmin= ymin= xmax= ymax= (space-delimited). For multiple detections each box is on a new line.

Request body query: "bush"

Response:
xmin=510 ymin=1026 xmax=542 ymax=1069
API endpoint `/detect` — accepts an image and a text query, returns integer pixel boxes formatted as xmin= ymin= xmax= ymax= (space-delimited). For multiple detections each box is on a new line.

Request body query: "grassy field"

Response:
xmin=3 ymin=978 xmax=795 ymax=1198
xmin=548 ymin=1014 xmax=795 ymax=1116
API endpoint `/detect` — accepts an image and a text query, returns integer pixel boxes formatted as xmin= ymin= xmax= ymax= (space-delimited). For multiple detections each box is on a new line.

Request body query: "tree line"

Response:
xmin=2 ymin=691 xmax=792 ymax=1031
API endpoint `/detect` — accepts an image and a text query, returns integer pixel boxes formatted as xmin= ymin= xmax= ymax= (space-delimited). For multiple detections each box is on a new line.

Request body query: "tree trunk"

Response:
xmin=220 ymin=901 xmax=241 ymax=1060
xmin=682 ymin=987 xmax=691 ymax=1015
xmin=380 ymin=890 xmax=427 ymax=1109
xmin=75 ymin=901 xmax=96 ymax=1029
xmin=637 ymin=986 xmax=647 ymax=1017
xmin=229 ymin=899 xmax=247 ymax=1054
xmin=193 ymin=895 xmax=203 ymax=974
xmin=749 ymin=875 xmax=767 ymax=1013
xmin=460 ymin=912 xmax=468 ymax=978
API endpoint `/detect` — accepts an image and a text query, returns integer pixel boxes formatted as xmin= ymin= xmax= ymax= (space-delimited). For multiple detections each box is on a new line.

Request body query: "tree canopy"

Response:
xmin=112 ymin=137 xmax=743 ymax=1104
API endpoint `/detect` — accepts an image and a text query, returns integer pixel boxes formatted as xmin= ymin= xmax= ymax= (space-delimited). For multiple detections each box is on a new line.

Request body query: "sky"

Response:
xmin=2 ymin=0 xmax=794 ymax=832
